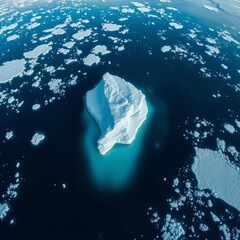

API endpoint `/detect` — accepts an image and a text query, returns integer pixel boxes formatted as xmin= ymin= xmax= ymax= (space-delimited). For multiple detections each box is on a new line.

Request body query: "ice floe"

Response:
xmin=169 ymin=22 xmax=183 ymax=29
xmin=102 ymin=23 xmax=122 ymax=32
xmin=0 ymin=59 xmax=26 ymax=84
xmin=0 ymin=203 xmax=9 ymax=220
xmin=83 ymin=54 xmax=100 ymax=66
xmin=31 ymin=132 xmax=45 ymax=146
xmin=72 ymin=29 xmax=92 ymax=40
xmin=23 ymin=44 xmax=52 ymax=59
xmin=203 ymin=5 xmax=219 ymax=12
xmin=161 ymin=45 xmax=171 ymax=53
xmin=32 ymin=104 xmax=41 ymax=110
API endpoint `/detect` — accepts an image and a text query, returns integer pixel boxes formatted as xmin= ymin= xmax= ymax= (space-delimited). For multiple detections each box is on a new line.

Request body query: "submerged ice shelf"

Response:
xmin=86 ymin=73 xmax=148 ymax=155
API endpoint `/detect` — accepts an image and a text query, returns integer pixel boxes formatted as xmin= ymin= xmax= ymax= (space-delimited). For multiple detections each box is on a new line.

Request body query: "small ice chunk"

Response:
xmin=203 ymin=5 xmax=219 ymax=12
xmin=0 ymin=203 xmax=9 ymax=220
xmin=27 ymin=22 xmax=40 ymax=30
xmin=83 ymin=54 xmax=100 ymax=66
xmin=205 ymin=45 xmax=220 ymax=55
xmin=192 ymin=148 xmax=240 ymax=212
xmin=32 ymin=104 xmax=41 ymax=110
xmin=137 ymin=7 xmax=151 ymax=13
xmin=161 ymin=46 xmax=171 ymax=53
xmin=86 ymin=73 xmax=148 ymax=155
xmin=169 ymin=22 xmax=183 ymax=29
xmin=24 ymin=44 xmax=52 ymax=59
xmin=92 ymin=45 xmax=111 ymax=55
xmin=221 ymin=64 xmax=228 ymax=69
xmin=7 ymin=34 xmax=19 ymax=41
xmin=206 ymin=38 xmax=216 ymax=44
xmin=5 ymin=131 xmax=13 ymax=140
xmin=72 ymin=29 xmax=92 ymax=40
xmin=63 ymin=41 xmax=75 ymax=49
xmin=161 ymin=214 xmax=185 ymax=240
xmin=102 ymin=23 xmax=122 ymax=32
xmin=31 ymin=132 xmax=45 ymax=146
xmin=235 ymin=119 xmax=240 ymax=128
xmin=224 ymin=123 xmax=235 ymax=134
xmin=199 ymin=223 xmax=209 ymax=232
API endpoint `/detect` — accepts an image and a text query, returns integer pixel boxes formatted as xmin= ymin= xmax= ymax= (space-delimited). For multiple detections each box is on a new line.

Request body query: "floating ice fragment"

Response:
xmin=224 ymin=123 xmax=235 ymax=134
xmin=92 ymin=45 xmax=111 ymax=55
xmin=31 ymin=132 xmax=45 ymax=146
xmin=169 ymin=22 xmax=183 ymax=29
xmin=203 ymin=5 xmax=219 ymax=12
xmin=0 ymin=203 xmax=9 ymax=220
xmin=161 ymin=46 xmax=171 ymax=53
xmin=23 ymin=44 xmax=52 ymax=59
xmin=102 ymin=23 xmax=122 ymax=32
xmin=5 ymin=131 xmax=13 ymax=140
xmin=72 ymin=29 xmax=92 ymax=40
xmin=32 ymin=104 xmax=41 ymax=110
xmin=7 ymin=34 xmax=19 ymax=41
xmin=0 ymin=59 xmax=26 ymax=84
xmin=83 ymin=54 xmax=100 ymax=66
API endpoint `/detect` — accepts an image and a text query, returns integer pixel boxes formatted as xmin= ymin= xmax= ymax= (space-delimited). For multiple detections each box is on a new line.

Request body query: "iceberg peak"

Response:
xmin=86 ymin=73 xmax=148 ymax=155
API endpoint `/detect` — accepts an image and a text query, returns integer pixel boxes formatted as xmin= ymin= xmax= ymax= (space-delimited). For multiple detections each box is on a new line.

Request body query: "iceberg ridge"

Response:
xmin=86 ymin=73 xmax=148 ymax=155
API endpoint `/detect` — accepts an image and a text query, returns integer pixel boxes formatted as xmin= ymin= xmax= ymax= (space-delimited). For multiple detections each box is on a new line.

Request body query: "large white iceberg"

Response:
xmin=86 ymin=73 xmax=148 ymax=155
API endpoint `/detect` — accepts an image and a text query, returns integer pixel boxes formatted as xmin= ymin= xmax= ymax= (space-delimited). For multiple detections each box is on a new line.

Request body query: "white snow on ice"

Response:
xmin=72 ymin=29 xmax=92 ymax=40
xmin=83 ymin=54 xmax=100 ymax=66
xmin=192 ymin=148 xmax=240 ymax=212
xmin=0 ymin=59 xmax=26 ymax=84
xmin=23 ymin=44 xmax=52 ymax=59
xmin=102 ymin=23 xmax=122 ymax=32
xmin=86 ymin=73 xmax=148 ymax=155
xmin=31 ymin=132 xmax=45 ymax=146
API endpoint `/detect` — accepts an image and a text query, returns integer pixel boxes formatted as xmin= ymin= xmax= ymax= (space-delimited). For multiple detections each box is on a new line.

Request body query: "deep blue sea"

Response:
xmin=0 ymin=0 xmax=240 ymax=239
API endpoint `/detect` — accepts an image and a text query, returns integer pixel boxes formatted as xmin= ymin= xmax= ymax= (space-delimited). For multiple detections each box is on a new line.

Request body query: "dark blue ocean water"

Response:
xmin=0 ymin=0 xmax=240 ymax=239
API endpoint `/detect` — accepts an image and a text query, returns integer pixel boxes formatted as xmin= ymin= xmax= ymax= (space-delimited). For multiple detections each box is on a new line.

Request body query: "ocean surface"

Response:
xmin=0 ymin=0 xmax=240 ymax=239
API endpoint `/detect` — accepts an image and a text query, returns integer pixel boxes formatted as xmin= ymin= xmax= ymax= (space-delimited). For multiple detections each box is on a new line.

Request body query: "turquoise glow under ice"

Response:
xmin=83 ymin=100 xmax=153 ymax=191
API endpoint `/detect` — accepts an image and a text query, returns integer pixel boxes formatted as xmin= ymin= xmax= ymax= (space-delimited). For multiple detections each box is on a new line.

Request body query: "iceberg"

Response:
xmin=86 ymin=73 xmax=148 ymax=155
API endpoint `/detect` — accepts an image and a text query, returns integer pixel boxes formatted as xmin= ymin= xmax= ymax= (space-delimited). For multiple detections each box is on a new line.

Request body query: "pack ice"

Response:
xmin=86 ymin=73 xmax=148 ymax=155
